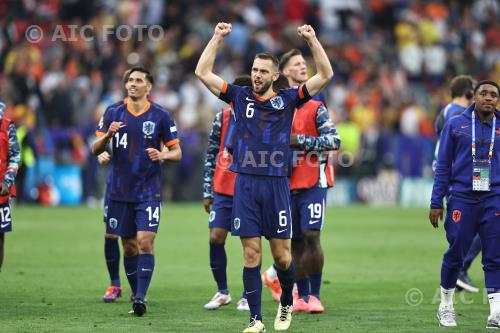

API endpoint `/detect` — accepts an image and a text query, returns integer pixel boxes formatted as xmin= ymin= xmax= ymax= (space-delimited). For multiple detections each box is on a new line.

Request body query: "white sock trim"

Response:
xmin=440 ymin=286 xmax=455 ymax=307
xmin=488 ymin=293 xmax=500 ymax=316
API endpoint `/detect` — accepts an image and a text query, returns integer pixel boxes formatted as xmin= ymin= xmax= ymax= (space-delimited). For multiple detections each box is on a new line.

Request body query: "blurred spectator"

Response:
xmin=0 ymin=0 xmax=497 ymax=203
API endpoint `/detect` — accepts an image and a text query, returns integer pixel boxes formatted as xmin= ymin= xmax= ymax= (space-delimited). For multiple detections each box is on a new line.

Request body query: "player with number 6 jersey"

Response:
xmin=196 ymin=22 xmax=333 ymax=333
xmin=92 ymin=67 xmax=182 ymax=317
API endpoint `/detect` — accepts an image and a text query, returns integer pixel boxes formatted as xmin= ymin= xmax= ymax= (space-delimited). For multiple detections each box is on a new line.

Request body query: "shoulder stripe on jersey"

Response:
xmin=298 ymin=84 xmax=305 ymax=99
xmin=95 ymin=131 xmax=106 ymax=137
xmin=221 ymin=81 xmax=228 ymax=94
xmin=165 ymin=138 xmax=180 ymax=147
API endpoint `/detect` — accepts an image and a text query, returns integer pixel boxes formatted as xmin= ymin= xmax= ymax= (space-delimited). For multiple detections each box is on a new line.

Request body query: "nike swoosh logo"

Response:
xmin=245 ymin=97 xmax=254 ymax=102
xmin=461 ymin=125 xmax=470 ymax=129
xmin=126 ymin=271 xmax=137 ymax=276
xmin=141 ymin=268 xmax=152 ymax=272
xmin=277 ymin=228 xmax=288 ymax=234
xmin=119 ymin=124 xmax=127 ymax=128
xmin=309 ymin=220 xmax=320 ymax=225
xmin=0 ymin=223 xmax=10 ymax=228
xmin=245 ymin=290 xmax=257 ymax=294
xmin=148 ymin=223 xmax=159 ymax=227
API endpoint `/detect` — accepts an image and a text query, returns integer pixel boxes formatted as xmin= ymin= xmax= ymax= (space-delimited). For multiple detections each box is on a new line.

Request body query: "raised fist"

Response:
xmin=214 ymin=22 xmax=232 ymax=38
xmin=297 ymin=25 xmax=316 ymax=41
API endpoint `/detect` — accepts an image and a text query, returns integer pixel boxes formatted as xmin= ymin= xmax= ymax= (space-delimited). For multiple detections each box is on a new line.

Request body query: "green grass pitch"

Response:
xmin=0 ymin=204 xmax=489 ymax=332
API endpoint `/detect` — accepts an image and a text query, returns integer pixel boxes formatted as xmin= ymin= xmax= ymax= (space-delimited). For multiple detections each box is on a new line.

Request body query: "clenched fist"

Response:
xmin=146 ymin=148 xmax=163 ymax=161
xmin=214 ymin=22 xmax=232 ymax=38
xmin=297 ymin=25 xmax=316 ymax=41
xmin=97 ymin=151 xmax=111 ymax=165
xmin=107 ymin=121 xmax=122 ymax=138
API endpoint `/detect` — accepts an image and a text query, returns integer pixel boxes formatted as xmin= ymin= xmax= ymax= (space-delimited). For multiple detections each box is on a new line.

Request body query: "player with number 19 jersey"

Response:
xmin=219 ymin=82 xmax=311 ymax=177
xmin=96 ymin=101 xmax=179 ymax=203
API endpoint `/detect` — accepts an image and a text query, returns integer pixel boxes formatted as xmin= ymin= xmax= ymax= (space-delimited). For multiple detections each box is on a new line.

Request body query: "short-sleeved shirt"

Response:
xmin=96 ymin=101 xmax=179 ymax=202
xmin=219 ymin=83 xmax=311 ymax=177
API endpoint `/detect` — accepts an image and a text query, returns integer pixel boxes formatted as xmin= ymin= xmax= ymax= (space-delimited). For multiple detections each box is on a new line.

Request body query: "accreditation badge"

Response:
xmin=472 ymin=159 xmax=491 ymax=191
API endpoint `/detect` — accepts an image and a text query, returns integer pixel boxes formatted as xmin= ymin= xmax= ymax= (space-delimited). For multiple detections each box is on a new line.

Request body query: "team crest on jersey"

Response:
xmin=142 ymin=121 xmax=155 ymax=136
xmin=234 ymin=218 xmax=241 ymax=230
xmin=109 ymin=218 xmax=118 ymax=229
xmin=270 ymin=96 xmax=284 ymax=110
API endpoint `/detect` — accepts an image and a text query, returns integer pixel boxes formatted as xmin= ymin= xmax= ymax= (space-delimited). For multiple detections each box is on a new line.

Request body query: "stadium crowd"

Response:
xmin=0 ymin=0 xmax=498 ymax=203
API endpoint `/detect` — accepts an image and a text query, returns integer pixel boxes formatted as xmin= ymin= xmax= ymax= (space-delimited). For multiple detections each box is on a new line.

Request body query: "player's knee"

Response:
xmin=122 ymin=239 xmax=138 ymax=256
xmin=443 ymin=254 xmax=464 ymax=270
xmin=209 ymin=229 xmax=227 ymax=244
xmin=273 ymin=252 xmax=292 ymax=270
xmin=138 ymin=240 xmax=153 ymax=254
xmin=123 ymin=245 xmax=137 ymax=256
xmin=304 ymin=231 xmax=320 ymax=252
xmin=139 ymin=242 xmax=153 ymax=253
xmin=209 ymin=236 xmax=225 ymax=244
xmin=243 ymin=247 xmax=261 ymax=266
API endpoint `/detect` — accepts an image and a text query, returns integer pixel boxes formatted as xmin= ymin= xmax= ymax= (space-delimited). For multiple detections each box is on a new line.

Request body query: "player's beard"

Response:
xmin=253 ymin=80 xmax=272 ymax=95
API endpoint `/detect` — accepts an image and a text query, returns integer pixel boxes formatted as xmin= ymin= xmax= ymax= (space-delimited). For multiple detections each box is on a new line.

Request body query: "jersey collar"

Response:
xmin=126 ymin=101 xmax=151 ymax=117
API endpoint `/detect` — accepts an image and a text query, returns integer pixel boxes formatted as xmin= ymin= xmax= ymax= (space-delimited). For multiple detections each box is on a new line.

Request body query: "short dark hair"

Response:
xmin=254 ymin=52 xmax=279 ymax=70
xmin=273 ymin=74 xmax=290 ymax=92
xmin=474 ymin=80 xmax=499 ymax=95
xmin=279 ymin=49 xmax=302 ymax=71
xmin=232 ymin=75 xmax=252 ymax=87
xmin=450 ymin=75 xmax=474 ymax=99
xmin=124 ymin=66 xmax=154 ymax=84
